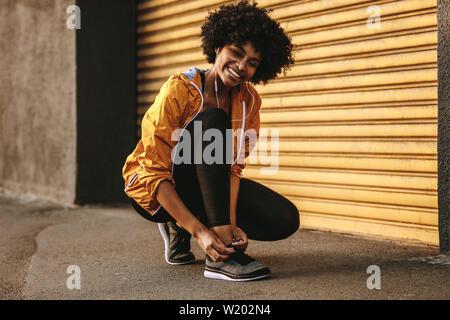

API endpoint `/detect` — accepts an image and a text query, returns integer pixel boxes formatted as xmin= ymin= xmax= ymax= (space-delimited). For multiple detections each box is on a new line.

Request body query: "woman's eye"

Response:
xmin=231 ymin=49 xmax=242 ymax=57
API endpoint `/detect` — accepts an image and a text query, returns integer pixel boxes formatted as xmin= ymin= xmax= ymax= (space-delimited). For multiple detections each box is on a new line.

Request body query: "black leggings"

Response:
xmin=129 ymin=108 xmax=299 ymax=241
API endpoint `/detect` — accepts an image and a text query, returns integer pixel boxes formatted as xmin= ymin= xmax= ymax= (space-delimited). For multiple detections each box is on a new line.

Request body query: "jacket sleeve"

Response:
xmin=230 ymin=86 xmax=261 ymax=179
xmin=137 ymin=77 xmax=188 ymax=204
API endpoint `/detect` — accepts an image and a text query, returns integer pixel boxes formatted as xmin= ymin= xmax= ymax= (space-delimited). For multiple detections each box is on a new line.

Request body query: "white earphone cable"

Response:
xmin=214 ymin=74 xmax=220 ymax=109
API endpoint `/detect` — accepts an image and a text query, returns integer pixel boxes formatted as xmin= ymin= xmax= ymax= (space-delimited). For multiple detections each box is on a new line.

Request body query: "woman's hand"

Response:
xmin=156 ymin=181 xmax=234 ymax=262
xmin=194 ymin=228 xmax=235 ymax=262
xmin=231 ymin=226 xmax=248 ymax=251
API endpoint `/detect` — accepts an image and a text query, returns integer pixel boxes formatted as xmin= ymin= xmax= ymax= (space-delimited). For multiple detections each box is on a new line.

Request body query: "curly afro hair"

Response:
xmin=201 ymin=1 xmax=295 ymax=85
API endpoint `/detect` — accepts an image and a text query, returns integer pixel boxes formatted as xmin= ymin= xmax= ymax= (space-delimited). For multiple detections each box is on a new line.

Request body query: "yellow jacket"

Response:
xmin=122 ymin=67 xmax=261 ymax=216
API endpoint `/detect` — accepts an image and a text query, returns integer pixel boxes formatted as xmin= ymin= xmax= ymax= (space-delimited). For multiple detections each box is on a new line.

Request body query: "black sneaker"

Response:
xmin=157 ymin=221 xmax=195 ymax=265
xmin=204 ymin=249 xmax=270 ymax=281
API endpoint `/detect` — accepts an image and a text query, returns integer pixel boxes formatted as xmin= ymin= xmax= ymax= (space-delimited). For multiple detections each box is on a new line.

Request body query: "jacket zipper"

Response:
xmin=124 ymin=172 xmax=139 ymax=192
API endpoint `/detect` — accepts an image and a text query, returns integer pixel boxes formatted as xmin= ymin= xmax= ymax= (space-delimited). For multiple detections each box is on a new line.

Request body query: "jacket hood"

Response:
xmin=180 ymin=67 xmax=246 ymax=100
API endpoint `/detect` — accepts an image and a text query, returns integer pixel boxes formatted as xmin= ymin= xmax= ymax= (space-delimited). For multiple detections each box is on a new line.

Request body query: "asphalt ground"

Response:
xmin=0 ymin=192 xmax=449 ymax=300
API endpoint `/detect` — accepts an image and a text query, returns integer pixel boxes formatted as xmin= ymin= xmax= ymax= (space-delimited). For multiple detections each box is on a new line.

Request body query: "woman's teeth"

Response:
xmin=228 ymin=67 xmax=240 ymax=79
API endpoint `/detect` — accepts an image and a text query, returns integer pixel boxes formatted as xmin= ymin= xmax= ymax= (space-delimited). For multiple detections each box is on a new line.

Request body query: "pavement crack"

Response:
xmin=19 ymin=222 xmax=57 ymax=299
xmin=392 ymin=254 xmax=450 ymax=265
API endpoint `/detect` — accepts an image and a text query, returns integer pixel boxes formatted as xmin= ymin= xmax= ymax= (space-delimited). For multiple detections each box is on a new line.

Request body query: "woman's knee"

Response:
xmin=253 ymin=200 xmax=299 ymax=241
xmin=279 ymin=200 xmax=300 ymax=239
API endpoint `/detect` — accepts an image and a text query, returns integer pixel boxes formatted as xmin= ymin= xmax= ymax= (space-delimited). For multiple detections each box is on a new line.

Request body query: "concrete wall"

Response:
xmin=0 ymin=0 xmax=77 ymax=205
xmin=438 ymin=0 xmax=450 ymax=253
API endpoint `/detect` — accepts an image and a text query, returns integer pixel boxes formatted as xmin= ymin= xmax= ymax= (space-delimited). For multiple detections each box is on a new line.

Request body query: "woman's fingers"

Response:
xmin=220 ymin=244 xmax=235 ymax=255
xmin=210 ymin=238 xmax=234 ymax=261
xmin=231 ymin=227 xmax=248 ymax=251
xmin=241 ymin=231 xmax=248 ymax=249
xmin=213 ymin=252 xmax=230 ymax=262
xmin=231 ymin=240 xmax=247 ymax=251
xmin=201 ymin=231 xmax=234 ymax=262
xmin=208 ymin=248 xmax=231 ymax=262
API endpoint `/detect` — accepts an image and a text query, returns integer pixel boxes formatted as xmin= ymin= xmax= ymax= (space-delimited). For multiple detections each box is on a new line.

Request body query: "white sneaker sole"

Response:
xmin=157 ymin=223 xmax=195 ymax=265
xmin=204 ymin=270 xmax=270 ymax=282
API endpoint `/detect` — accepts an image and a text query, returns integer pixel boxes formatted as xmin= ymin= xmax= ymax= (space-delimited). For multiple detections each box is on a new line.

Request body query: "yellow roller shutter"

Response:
xmin=136 ymin=0 xmax=438 ymax=246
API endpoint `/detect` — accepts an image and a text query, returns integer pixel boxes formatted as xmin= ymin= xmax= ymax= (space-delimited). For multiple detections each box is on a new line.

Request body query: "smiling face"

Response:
xmin=214 ymin=41 xmax=261 ymax=88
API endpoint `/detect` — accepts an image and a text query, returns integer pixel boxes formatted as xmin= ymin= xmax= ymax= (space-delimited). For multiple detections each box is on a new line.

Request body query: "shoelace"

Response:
xmin=230 ymin=249 xmax=255 ymax=266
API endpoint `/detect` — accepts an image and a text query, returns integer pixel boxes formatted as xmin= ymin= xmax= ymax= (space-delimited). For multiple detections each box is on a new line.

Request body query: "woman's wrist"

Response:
xmin=190 ymin=220 xmax=209 ymax=239
xmin=230 ymin=210 xmax=237 ymax=227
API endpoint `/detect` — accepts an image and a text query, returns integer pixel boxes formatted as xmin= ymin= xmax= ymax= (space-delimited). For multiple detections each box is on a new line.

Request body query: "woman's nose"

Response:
xmin=236 ymin=61 xmax=246 ymax=73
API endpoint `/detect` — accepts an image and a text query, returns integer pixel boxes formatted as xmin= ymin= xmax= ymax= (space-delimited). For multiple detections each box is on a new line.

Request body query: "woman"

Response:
xmin=123 ymin=1 xmax=298 ymax=281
